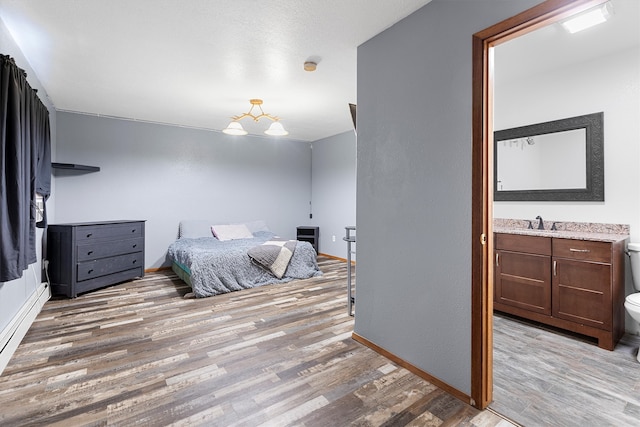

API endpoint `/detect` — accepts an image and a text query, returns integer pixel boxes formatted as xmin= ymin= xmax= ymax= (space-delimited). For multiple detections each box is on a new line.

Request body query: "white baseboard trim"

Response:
xmin=0 ymin=282 xmax=51 ymax=376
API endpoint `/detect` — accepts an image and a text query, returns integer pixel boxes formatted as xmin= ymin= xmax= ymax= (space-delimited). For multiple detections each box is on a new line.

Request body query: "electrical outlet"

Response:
xmin=332 ymin=235 xmax=336 ymax=242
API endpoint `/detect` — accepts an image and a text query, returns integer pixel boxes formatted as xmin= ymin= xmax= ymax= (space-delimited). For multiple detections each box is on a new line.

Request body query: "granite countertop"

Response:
xmin=493 ymin=218 xmax=629 ymax=243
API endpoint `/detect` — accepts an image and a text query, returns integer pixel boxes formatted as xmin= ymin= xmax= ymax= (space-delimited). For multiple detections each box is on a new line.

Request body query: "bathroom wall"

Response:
xmin=494 ymin=46 xmax=640 ymax=333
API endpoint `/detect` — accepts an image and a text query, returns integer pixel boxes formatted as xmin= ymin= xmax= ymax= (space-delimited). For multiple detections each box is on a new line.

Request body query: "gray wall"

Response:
xmin=0 ymin=17 xmax=57 ymax=334
xmin=354 ymin=0 xmax=539 ymax=395
xmin=310 ymin=130 xmax=357 ymax=258
xmin=55 ymin=112 xmax=312 ymax=269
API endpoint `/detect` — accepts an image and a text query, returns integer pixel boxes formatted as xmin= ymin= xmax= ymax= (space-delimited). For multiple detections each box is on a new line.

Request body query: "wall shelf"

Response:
xmin=52 ymin=163 xmax=100 ymax=172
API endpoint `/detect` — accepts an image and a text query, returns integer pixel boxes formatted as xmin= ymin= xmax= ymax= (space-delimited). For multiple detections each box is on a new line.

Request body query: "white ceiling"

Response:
xmin=0 ymin=0 xmax=432 ymax=141
xmin=2 ymin=1 xmax=637 ymax=142
xmin=495 ymin=0 xmax=639 ymax=83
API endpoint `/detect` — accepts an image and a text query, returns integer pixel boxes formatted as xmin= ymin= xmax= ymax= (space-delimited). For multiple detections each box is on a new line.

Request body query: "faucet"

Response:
xmin=535 ymin=215 xmax=544 ymax=230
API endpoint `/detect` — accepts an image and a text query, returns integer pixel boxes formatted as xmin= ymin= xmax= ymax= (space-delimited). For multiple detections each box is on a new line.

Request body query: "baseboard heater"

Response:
xmin=0 ymin=282 xmax=51 ymax=375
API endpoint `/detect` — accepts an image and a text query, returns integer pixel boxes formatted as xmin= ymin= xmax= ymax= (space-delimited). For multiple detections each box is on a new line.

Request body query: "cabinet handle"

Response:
xmin=569 ymin=248 xmax=590 ymax=253
xmin=132 ymin=259 xmax=137 ymax=264
xmin=132 ymin=229 xmax=136 ymax=233
xmin=132 ymin=244 xmax=137 ymax=248
xmin=553 ymin=260 xmax=557 ymax=276
xmin=495 ymin=253 xmax=499 ymax=267
xmin=87 ymin=251 xmax=93 ymax=256
xmin=86 ymin=233 xmax=92 ymax=238
xmin=88 ymin=269 xmax=94 ymax=274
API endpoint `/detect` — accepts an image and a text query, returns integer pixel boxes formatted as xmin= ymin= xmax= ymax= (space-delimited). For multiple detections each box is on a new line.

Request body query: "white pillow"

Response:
xmin=211 ymin=223 xmax=254 ymax=241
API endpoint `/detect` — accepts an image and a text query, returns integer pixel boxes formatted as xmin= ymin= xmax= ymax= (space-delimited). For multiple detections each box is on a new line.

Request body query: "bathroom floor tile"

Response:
xmin=491 ymin=313 xmax=640 ymax=427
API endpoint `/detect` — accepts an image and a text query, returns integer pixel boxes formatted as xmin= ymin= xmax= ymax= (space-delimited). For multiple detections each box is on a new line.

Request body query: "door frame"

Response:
xmin=470 ymin=0 xmax=608 ymax=409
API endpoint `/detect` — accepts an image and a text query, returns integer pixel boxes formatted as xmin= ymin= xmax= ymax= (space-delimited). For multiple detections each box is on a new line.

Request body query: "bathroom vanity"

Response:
xmin=493 ymin=221 xmax=628 ymax=350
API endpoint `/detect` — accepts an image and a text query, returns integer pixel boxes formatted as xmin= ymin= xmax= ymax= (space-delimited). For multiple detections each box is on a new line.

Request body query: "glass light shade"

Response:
xmin=561 ymin=2 xmax=611 ymax=34
xmin=222 ymin=121 xmax=248 ymax=135
xmin=264 ymin=121 xmax=288 ymax=136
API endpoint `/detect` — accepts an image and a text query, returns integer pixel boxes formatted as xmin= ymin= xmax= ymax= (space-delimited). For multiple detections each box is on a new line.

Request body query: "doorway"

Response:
xmin=487 ymin=0 xmax=640 ymax=424
xmin=470 ymin=0 xmax=614 ymax=411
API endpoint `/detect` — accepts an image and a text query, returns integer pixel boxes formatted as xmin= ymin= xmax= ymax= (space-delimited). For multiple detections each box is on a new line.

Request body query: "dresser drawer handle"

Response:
xmin=86 ymin=233 xmax=93 ymax=238
xmin=87 ymin=251 xmax=93 ymax=256
xmin=131 ymin=229 xmax=136 ymax=233
xmin=132 ymin=259 xmax=137 ymax=264
xmin=132 ymin=244 xmax=137 ymax=248
xmin=88 ymin=269 xmax=94 ymax=274
xmin=569 ymin=248 xmax=590 ymax=253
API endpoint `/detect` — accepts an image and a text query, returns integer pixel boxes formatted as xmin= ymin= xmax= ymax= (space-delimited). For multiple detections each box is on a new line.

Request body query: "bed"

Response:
xmin=167 ymin=220 xmax=322 ymax=298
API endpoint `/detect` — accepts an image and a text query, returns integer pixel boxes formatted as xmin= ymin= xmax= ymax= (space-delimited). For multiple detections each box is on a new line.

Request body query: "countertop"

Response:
xmin=493 ymin=226 xmax=628 ymax=243
xmin=493 ymin=218 xmax=629 ymax=243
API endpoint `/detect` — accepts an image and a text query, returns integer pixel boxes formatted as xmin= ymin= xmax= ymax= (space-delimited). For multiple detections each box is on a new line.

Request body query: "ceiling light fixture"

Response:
xmin=222 ymin=99 xmax=288 ymax=136
xmin=561 ymin=1 xmax=612 ymax=34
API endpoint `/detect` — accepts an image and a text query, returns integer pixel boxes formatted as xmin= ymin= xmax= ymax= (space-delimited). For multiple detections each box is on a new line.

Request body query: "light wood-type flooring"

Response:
xmin=0 ymin=257 xmax=513 ymax=426
xmin=491 ymin=312 xmax=640 ymax=427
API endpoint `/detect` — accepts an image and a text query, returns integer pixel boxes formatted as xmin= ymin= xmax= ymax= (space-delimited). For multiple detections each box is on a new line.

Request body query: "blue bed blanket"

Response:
xmin=167 ymin=231 xmax=322 ymax=298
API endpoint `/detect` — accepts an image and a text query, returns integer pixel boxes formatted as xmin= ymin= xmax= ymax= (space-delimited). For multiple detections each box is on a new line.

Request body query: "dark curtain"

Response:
xmin=34 ymin=95 xmax=51 ymax=228
xmin=0 ymin=54 xmax=51 ymax=283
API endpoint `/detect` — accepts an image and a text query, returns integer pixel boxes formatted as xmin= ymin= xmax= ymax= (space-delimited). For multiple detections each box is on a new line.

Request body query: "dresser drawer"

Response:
xmin=77 ymin=252 xmax=144 ymax=282
xmin=76 ymin=222 xmax=143 ymax=242
xmin=74 ymin=267 xmax=144 ymax=296
xmin=552 ymin=238 xmax=611 ymax=263
xmin=77 ymin=237 xmax=144 ymax=261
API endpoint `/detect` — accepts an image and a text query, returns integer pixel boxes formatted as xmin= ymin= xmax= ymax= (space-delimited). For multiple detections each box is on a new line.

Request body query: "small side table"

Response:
xmin=297 ymin=226 xmax=319 ymax=254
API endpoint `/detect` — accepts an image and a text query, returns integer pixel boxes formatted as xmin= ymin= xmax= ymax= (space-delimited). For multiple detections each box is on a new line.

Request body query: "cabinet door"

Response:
xmin=552 ymin=258 xmax=611 ymax=330
xmin=495 ymin=250 xmax=551 ymax=315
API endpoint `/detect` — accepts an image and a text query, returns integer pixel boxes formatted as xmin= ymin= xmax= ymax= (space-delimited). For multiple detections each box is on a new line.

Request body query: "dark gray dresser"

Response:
xmin=47 ymin=220 xmax=145 ymax=298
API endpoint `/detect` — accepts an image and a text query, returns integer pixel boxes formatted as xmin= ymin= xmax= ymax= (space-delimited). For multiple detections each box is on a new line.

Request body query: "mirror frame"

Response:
xmin=494 ymin=112 xmax=604 ymax=201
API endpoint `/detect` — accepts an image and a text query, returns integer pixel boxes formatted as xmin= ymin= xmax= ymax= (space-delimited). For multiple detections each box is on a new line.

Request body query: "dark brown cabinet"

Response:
xmin=494 ymin=232 xmax=626 ymax=350
xmin=48 ymin=221 xmax=145 ymax=298
xmin=495 ymin=234 xmax=552 ymax=316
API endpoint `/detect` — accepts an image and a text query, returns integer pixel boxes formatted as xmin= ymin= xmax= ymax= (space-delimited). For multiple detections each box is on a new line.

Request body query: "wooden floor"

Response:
xmin=491 ymin=312 xmax=640 ymax=427
xmin=0 ymin=257 xmax=512 ymax=427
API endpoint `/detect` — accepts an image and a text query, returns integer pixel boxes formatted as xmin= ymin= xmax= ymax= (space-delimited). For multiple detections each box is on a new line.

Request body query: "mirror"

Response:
xmin=494 ymin=112 xmax=604 ymax=201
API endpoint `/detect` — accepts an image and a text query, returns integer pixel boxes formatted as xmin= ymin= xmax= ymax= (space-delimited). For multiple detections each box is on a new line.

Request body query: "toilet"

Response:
xmin=625 ymin=242 xmax=640 ymax=362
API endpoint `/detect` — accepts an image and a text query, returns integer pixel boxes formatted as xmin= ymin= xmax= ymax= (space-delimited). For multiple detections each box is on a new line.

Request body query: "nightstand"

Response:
xmin=296 ymin=226 xmax=319 ymax=254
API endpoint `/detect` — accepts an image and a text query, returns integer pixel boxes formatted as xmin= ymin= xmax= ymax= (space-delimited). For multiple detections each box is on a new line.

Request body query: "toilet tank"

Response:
xmin=629 ymin=243 xmax=640 ymax=291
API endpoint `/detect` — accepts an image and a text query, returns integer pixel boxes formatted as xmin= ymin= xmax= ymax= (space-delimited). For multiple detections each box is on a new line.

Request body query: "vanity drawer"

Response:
xmin=77 ymin=237 xmax=144 ymax=261
xmin=76 ymin=222 xmax=143 ymax=242
xmin=495 ymin=233 xmax=551 ymax=255
xmin=552 ymin=238 xmax=611 ymax=263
